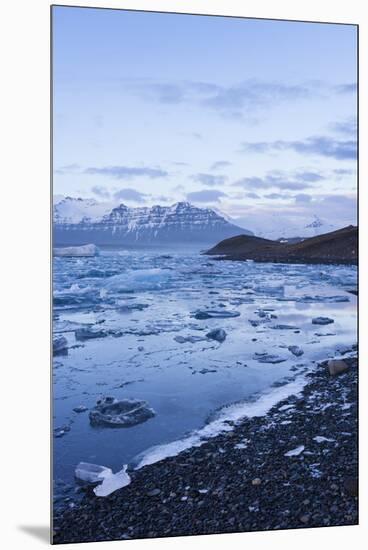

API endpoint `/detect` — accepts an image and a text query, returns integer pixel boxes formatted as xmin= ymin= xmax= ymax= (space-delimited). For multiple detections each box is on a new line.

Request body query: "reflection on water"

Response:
xmin=53 ymin=247 xmax=357 ymax=494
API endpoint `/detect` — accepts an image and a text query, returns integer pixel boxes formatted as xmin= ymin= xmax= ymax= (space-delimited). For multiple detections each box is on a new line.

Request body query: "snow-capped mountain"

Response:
xmin=236 ymin=213 xmax=339 ymax=241
xmin=53 ymin=197 xmax=252 ymax=246
xmin=53 ymin=196 xmax=115 ymax=224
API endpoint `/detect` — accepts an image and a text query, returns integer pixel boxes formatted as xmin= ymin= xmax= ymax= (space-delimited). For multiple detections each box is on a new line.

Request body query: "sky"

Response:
xmin=52 ymin=6 xmax=357 ymax=231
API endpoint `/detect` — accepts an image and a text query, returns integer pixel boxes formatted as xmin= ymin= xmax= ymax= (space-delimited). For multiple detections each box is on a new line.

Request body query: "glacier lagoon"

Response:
xmin=52 ymin=246 xmax=357 ymax=504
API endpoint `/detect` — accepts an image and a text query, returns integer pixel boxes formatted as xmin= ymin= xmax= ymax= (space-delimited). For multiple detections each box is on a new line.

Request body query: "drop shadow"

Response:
xmin=18 ymin=525 xmax=50 ymax=544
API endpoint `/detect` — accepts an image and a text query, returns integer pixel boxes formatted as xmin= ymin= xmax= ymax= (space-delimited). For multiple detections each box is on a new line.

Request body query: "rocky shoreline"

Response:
xmin=53 ymin=355 xmax=358 ymax=544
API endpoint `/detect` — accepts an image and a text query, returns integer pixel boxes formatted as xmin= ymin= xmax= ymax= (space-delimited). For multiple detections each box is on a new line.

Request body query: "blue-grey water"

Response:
xmin=53 ymin=246 xmax=357 ymax=501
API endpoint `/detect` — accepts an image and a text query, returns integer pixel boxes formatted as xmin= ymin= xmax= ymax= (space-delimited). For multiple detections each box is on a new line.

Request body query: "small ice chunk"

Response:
xmin=254 ymin=353 xmax=286 ymax=364
xmin=193 ymin=310 xmax=240 ymax=320
xmin=312 ymin=317 xmax=334 ymax=325
xmin=54 ymin=244 xmax=100 ymax=257
xmin=313 ymin=436 xmax=335 ymax=443
xmin=74 ymin=462 xmax=131 ymax=497
xmin=75 ymin=462 xmax=113 ymax=484
xmin=93 ymin=465 xmax=131 ymax=497
xmin=53 ymin=336 xmax=68 ymax=356
xmin=271 ymin=324 xmax=299 ymax=330
xmin=288 ymin=345 xmax=304 ymax=357
xmin=75 ymin=327 xmax=107 ymax=341
xmin=278 ymin=404 xmax=294 ymax=412
xmin=284 ymin=445 xmax=305 ymax=457
xmin=206 ymin=328 xmax=227 ymax=342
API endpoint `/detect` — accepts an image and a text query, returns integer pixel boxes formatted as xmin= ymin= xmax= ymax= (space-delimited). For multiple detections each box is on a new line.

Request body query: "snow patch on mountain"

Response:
xmin=54 ymin=196 xmax=116 ymax=224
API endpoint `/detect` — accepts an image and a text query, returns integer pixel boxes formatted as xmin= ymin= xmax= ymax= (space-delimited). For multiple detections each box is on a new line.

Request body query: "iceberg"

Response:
xmin=53 ymin=244 xmax=100 ymax=257
xmin=53 ymin=335 xmax=68 ymax=355
xmin=89 ymin=396 xmax=155 ymax=428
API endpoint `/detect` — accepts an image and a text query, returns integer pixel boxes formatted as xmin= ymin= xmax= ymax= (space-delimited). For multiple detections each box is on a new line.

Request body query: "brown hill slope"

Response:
xmin=205 ymin=225 xmax=357 ymax=265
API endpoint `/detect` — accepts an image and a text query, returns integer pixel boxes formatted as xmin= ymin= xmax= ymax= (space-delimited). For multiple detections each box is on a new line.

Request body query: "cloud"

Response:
xmin=241 ymin=136 xmax=357 ymax=160
xmin=233 ymin=171 xmax=313 ymax=191
xmin=331 ymin=117 xmax=357 ymax=136
xmin=210 ymin=161 xmax=232 ymax=170
xmin=264 ymin=193 xmax=288 ymax=200
xmin=186 ymin=189 xmax=227 ymax=203
xmin=113 ymin=188 xmax=147 ymax=203
xmin=201 ymin=81 xmax=310 ymax=113
xmin=294 ymin=193 xmax=312 ymax=203
xmin=91 ymin=185 xmax=111 ymax=199
xmin=334 ymin=83 xmax=357 ymax=94
xmin=55 ymin=163 xmax=80 ymax=175
xmin=294 ymin=171 xmax=324 ymax=182
xmin=191 ymin=173 xmax=227 ymax=186
xmin=244 ymin=192 xmax=260 ymax=199
xmin=172 ymin=184 xmax=185 ymax=192
xmin=84 ymin=165 xmax=169 ymax=180
xmin=314 ymin=194 xmax=357 ymax=222
xmin=123 ymin=78 xmax=354 ymax=119
xmin=333 ymin=168 xmax=356 ymax=176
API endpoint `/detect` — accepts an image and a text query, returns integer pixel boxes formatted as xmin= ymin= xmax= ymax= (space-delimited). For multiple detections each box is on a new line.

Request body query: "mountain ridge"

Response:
xmin=53 ymin=197 xmax=252 ymax=246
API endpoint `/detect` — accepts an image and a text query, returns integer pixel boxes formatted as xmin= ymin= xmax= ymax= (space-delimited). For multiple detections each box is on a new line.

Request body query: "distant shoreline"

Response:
xmin=208 ymin=255 xmax=358 ymax=266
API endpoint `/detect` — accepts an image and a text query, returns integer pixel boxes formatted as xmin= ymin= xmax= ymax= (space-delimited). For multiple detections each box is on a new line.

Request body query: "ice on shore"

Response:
xmin=313 ymin=436 xmax=335 ymax=443
xmin=75 ymin=462 xmax=131 ymax=497
xmin=54 ymin=244 xmax=100 ymax=257
xmin=94 ymin=466 xmax=131 ymax=497
xmin=75 ymin=462 xmax=112 ymax=483
xmin=284 ymin=445 xmax=305 ymax=457
xmin=134 ymin=378 xmax=305 ymax=469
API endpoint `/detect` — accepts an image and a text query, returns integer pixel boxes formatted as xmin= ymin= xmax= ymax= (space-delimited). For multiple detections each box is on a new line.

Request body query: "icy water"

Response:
xmin=53 ymin=247 xmax=357 ymax=501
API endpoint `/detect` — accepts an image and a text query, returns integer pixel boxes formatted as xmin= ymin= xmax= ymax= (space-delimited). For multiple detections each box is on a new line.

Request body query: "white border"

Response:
xmin=2 ymin=1 xmax=366 ymax=549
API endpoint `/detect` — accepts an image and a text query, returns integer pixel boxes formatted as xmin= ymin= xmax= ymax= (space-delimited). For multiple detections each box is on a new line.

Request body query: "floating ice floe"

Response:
xmin=73 ymin=405 xmax=88 ymax=413
xmin=270 ymin=324 xmax=299 ymax=330
xmin=105 ymin=268 xmax=172 ymax=293
xmin=288 ymin=345 xmax=304 ymax=357
xmin=296 ymin=295 xmax=350 ymax=303
xmin=312 ymin=317 xmax=334 ymax=325
xmin=54 ymin=244 xmax=100 ymax=257
xmin=193 ymin=309 xmax=240 ymax=320
xmin=54 ymin=424 xmax=71 ymax=438
xmin=117 ymin=302 xmax=149 ymax=313
xmin=89 ymin=397 xmax=155 ymax=428
xmin=284 ymin=445 xmax=305 ymax=457
xmin=75 ymin=462 xmax=131 ymax=497
xmin=254 ymin=352 xmax=286 ymax=364
xmin=174 ymin=335 xmax=206 ymax=344
xmin=75 ymin=327 xmax=108 ymax=341
xmin=53 ymin=335 xmax=68 ymax=355
xmin=206 ymin=328 xmax=227 ymax=342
